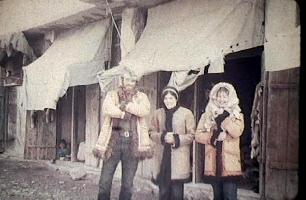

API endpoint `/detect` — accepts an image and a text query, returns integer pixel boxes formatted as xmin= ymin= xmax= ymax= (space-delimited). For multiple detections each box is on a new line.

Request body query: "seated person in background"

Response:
xmin=58 ymin=139 xmax=70 ymax=160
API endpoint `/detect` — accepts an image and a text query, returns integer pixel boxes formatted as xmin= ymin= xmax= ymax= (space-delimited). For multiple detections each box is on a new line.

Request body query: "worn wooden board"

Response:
xmin=7 ymin=88 xmax=17 ymax=143
xmin=25 ymin=110 xmax=56 ymax=160
xmin=0 ymin=87 xmax=5 ymax=150
xmin=75 ymin=86 xmax=86 ymax=145
xmin=57 ymin=88 xmax=73 ymax=144
xmin=136 ymin=72 xmax=158 ymax=178
xmin=264 ymin=68 xmax=299 ymax=199
xmin=285 ymin=69 xmax=299 ymax=198
xmin=85 ymin=84 xmax=101 ymax=167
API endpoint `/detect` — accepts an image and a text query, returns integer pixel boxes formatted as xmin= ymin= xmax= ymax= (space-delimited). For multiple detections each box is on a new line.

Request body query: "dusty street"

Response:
xmin=0 ymin=156 xmax=156 ymax=200
xmin=0 ymin=156 xmax=259 ymax=200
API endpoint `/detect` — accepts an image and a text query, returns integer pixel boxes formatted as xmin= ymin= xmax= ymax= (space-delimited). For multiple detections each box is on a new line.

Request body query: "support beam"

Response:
xmin=71 ymin=87 xmax=77 ymax=162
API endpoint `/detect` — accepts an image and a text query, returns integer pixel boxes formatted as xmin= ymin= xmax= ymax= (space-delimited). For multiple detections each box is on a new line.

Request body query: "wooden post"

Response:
xmin=192 ymin=80 xmax=198 ymax=183
xmin=3 ymin=87 xmax=8 ymax=150
xmin=0 ymin=86 xmax=7 ymax=151
xmin=260 ymin=71 xmax=269 ymax=198
xmin=71 ymin=87 xmax=77 ymax=162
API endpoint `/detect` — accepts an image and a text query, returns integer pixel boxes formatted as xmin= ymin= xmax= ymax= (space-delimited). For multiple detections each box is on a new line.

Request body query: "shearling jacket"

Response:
xmin=195 ymin=112 xmax=244 ymax=177
xmin=149 ymin=107 xmax=195 ymax=181
xmin=94 ymin=89 xmax=152 ymax=159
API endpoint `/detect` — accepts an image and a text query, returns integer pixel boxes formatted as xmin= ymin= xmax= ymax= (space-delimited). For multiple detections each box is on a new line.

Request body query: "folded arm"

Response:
xmin=125 ymin=92 xmax=150 ymax=117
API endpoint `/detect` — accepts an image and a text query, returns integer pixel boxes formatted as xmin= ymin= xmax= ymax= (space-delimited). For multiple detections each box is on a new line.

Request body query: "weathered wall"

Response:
xmin=6 ymin=33 xmax=51 ymax=158
xmin=85 ymin=84 xmax=101 ymax=167
xmin=262 ymin=1 xmax=300 ymax=198
xmin=5 ymin=86 xmax=27 ymax=158
xmin=7 ymin=88 xmax=17 ymax=145
xmin=0 ymin=0 xmax=94 ymax=35
xmin=136 ymin=73 xmax=158 ymax=178
xmin=264 ymin=0 xmax=300 ymax=71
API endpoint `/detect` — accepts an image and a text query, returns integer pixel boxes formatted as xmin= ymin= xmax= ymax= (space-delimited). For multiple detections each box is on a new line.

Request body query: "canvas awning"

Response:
xmin=98 ymin=0 xmax=264 ymax=91
xmin=23 ymin=19 xmax=110 ymax=110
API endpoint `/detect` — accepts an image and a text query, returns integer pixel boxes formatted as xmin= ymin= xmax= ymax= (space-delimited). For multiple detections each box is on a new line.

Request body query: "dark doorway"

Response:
xmin=224 ymin=49 xmax=262 ymax=191
xmin=224 ymin=52 xmax=262 ymax=168
xmin=56 ymin=86 xmax=86 ymax=161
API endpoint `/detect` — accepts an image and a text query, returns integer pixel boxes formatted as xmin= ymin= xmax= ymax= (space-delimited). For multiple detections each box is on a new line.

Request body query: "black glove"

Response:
xmin=172 ymin=134 xmax=180 ymax=149
xmin=215 ymin=110 xmax=230 ymax=127
xmin=210 ymin=110 xmax=230 ymax=147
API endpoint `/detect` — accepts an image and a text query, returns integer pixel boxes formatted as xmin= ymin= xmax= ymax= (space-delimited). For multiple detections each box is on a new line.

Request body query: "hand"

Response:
xmin=92 ymin=148 xmax=103 ymax=158
xmin=164 ymin=132 xmax=175 ymax=144
xmin=217 ymin=131 xmax=227 ymax=141
xmin=210 ymin=125 xmax=217 ymax=133
xmin=119 ymin=101 xmax=128 ymax=111
xmin=221 ymin=117 xmax=231 ymax=130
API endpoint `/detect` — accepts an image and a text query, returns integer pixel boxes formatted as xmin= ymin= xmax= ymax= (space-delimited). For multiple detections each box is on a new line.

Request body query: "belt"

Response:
xmin=112 ymin=127 xmax=122 ymax=131
xmin=113 ymin=127 xmax=130 ymax=137
xmin=119 ymin=131 xmax=130 ymax=137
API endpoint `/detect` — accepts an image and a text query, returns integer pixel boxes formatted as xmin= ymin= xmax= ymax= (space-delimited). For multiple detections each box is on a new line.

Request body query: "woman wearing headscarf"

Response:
xmin=195 ymin=82 xmax=244 ymax=200
xmin=149 ymin=86 xmax=195 ymax=200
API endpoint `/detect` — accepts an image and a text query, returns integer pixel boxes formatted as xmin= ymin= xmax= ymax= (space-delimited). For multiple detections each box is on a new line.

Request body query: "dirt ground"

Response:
xmin=0 ymin=155 xmax=260 ymax=200
xmin=0 ymin=156 xmax=156 ymax=200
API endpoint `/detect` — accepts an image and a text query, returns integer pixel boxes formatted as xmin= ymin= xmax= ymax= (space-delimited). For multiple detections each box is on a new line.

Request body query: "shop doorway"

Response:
xmin=56 ymin=86 xmax=86 ymax=162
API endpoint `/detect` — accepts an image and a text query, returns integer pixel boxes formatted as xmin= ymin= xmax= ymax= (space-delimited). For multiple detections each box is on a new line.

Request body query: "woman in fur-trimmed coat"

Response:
xmin=149 ymin=86 xmax=195 ymax=200
xmin=195 ymin=82 xmax=244 ymax=200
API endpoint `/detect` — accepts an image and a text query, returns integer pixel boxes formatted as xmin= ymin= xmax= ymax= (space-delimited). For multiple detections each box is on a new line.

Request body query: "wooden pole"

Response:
xmin=3 ymin=87 xmax=8 ymax=150
xmin=260 ymin=72 xmax=269 ymax=198
xmin=71 ymin=87 xmax=77 ymax=162
xmin=192 ymin=80 xmax=198 ymax=183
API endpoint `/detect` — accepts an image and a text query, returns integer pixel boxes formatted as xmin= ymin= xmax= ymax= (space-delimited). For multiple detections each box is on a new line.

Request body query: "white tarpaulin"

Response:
xmin=98 ymin=0 xmax=264 ymax=91
xmin=24 ymin=19 xmax=110 ymax=110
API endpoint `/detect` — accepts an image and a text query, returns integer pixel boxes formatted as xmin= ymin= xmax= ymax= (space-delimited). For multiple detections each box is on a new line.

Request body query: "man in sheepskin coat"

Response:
xmin=93 ymin=70 xmax=152 ymax=200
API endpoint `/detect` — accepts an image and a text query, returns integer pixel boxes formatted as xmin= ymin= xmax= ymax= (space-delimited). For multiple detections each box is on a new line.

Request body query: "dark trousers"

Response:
xmin=97 ymin=136 xmax=139 ymax=200
xmin=159 ymin=182 xmax=184 ymax=200
xmin=211 ymin=181 xmax=237 ymax=200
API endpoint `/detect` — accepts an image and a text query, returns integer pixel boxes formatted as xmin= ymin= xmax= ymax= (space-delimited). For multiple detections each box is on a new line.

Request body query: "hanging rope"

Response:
xmin=105 ymin=0 xmax=127 ymax=52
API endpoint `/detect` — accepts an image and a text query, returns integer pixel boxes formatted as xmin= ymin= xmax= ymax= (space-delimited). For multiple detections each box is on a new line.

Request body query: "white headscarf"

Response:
xmin=203 ymin=82 xmax=242 ymax=130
